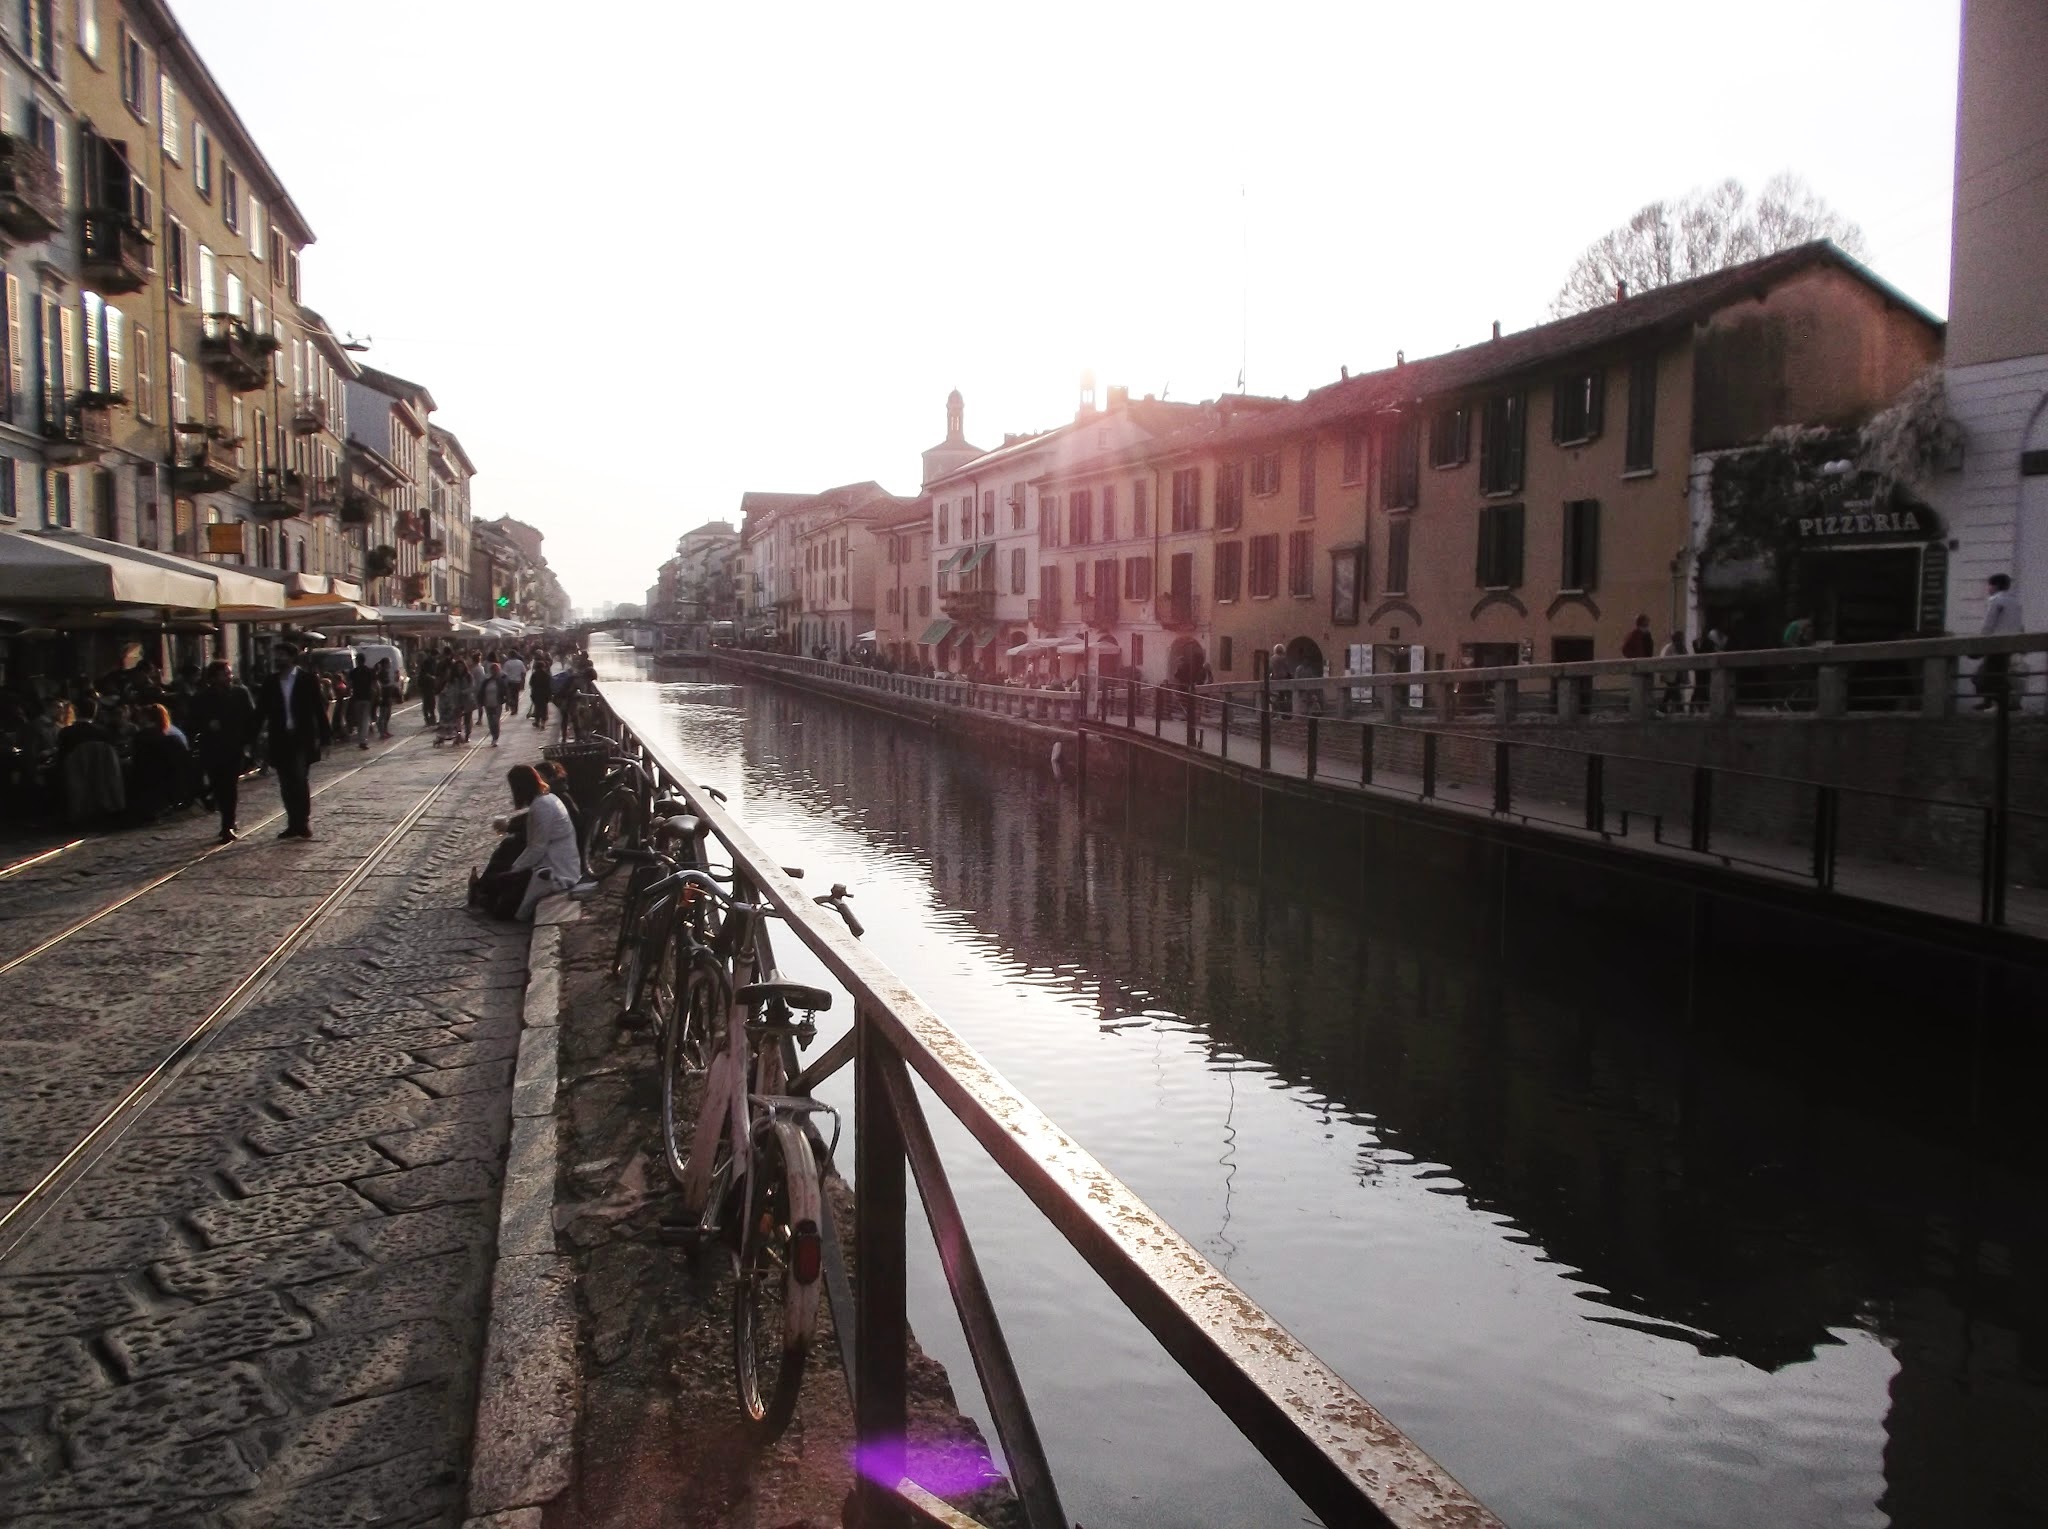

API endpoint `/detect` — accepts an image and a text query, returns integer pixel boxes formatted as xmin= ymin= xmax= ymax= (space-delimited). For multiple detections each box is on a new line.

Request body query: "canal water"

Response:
xmin=597 ymin=649 xmax=2046 ymax=1529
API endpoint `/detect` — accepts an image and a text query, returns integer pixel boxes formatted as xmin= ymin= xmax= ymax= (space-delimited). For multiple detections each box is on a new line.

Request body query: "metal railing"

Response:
xmin=716 ymin=650 xmax=1088 ymax=725
xmin=1201 ymin=631 xmax=2048 ymax=723
xmin=1088 ymin=674 xmax=2044 ymax=932
xmin=595 ymin=684 xmax=1500 ymax=1528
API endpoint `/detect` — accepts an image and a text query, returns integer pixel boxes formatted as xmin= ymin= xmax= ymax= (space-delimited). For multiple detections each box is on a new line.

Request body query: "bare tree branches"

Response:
xmin=1551 ymin=174 xmax=1866 ymax=317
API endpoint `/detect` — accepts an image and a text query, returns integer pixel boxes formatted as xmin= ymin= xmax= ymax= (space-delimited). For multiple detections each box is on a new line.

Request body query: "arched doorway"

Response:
xmin=1167 ymin=636 xmax=1208 ymax=686
xmin=1284 ymin=636 xmax=1325 ymax=675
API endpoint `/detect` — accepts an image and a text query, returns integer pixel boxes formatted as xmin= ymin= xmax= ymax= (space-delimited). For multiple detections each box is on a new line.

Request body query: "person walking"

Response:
xmin=1691 ymin=625 xmax=1728 ymax=713
xmin=418 ymin=655 xmax=440 ymax=728
xmin=551 ymin=661 xmax=580 ymax=742
xmin=374 ymin=658 xmax=397 ymax=740
xmin=446 ymin=659 xmax=477 ymax=744
xmin=529 ymin=657 xmax=552 ymax=729
xmin=478 ymin=662 xmax=505 ymax=746
xmin=189 ymin=659 xmax=256 ymax=842
xmin=348 ymin=653 xmax=377 ymax=750
xmin=501 ymin=650 xmax=526 ymax=718
xmin=258 ymin=645 xmax=323 ymax=839
xmin=1658 ymin=631 xmax=1689 ymax=714
xmin=1621 ymin=615 xmax=1655 ymax=660
xmin=1975 ymin=572 xmax=2026 ymax=710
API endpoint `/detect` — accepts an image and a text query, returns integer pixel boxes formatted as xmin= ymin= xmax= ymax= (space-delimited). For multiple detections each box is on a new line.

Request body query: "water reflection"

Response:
xmin=603 ymin=658 xmax=2046 ymax=1529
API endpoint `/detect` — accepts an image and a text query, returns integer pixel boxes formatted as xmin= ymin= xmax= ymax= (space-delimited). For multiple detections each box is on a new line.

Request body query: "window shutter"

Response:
xmin=1506 ymin=395 xmax=1525 ymax=490
xmin=1476 ymin=509 xmax=1491 ymax=586
xmin=58 ymin=301 xmax=75 ymax=409
xmin=1587 ymin=369 xmax=1604 ymax=437
xmin=1582 ymin=500 xmax=1600 ymax=589
xmin=1551 ymin=379 xmax=1565 ymax=444
xmin=1505 ymin=504 xmax=1524 ymax=587
xmin=81 ymin=297 xmax=102 ymax=395
xmin=4 ymin=274 xmax=19 ymax=411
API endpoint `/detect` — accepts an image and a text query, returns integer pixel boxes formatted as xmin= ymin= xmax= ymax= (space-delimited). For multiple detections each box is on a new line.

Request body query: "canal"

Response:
xmin=599 ymin=650 xmax=2046 ymax=1529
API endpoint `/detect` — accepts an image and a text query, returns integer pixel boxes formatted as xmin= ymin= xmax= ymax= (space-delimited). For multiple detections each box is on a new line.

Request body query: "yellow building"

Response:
xmin=874 ymin=498 xmax=932 ymax=667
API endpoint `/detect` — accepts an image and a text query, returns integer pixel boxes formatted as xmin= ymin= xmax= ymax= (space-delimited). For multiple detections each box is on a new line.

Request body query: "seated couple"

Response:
xmin=471 ymin=763 xmax=590 ymax=920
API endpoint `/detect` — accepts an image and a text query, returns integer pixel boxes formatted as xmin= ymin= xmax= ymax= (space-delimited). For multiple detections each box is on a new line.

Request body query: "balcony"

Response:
xmin=1027 ymin=594 xmax=1060 ymax=625
xmin=399 ymin=573 xmax=427 ymax=603
xmin=940 ymin=586 xmax=994 ymax=622
xmin=364 ymin=544 xmax=398 ymax=580
xmin=42 ymin=395 xmax=119 ymax=463
xmin=0 ymin=134 xmax=62 ymax=245
xmin=291 ymin=393 xmax=330 ymax=435
xmin=1157 ymin=589 xmax=1199 ymax=630
xmin=338 ymin=487 xmax=378 ymax=526
xmin=81 ymin=210 xmax=153 ymax=295
xmin=251 ymin=468 xmax=303 ymax=520
xmin=170 ymin=424 xmax=242 ymax=493
xmin=199 ymin=314 xmax=281 ymax=392
xmin=421 ymin=535 xmax=447 ymax=561
xmin=305 ymin=475 xmax=340 ymax=514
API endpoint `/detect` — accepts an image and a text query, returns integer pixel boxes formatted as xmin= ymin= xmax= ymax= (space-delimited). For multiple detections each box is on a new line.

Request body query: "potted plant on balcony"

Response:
xmin=338 ymin=489 xmax=373 ymax=526
xmin=395 ymin=510 xmax=423 ymax=543
xmin=421 ymin=536 xmax=446 ymax=561
xmin=365 ymin=544 xmax=398 ymax=579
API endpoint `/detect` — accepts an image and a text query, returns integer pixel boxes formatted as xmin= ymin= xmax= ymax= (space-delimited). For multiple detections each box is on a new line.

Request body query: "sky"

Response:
xmin=173 ymin=0 xmax=1964 ymax=611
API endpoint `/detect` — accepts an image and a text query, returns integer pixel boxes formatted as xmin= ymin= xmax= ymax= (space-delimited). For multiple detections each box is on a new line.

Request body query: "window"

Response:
xmin=1011 ymin=547 xmax=1026 ymax=594
xmin=222 ymin=163 xmax=240 ymax=231
xmin=170 ymin=352 xmax=189 ymax=422
xmin=1094 ymin=558 xmax=1118 ymax=618
xmin=957 ymin=502 xmax=970 ymax=540
xmin=1287 ymin=530 xmax=1313 ymax=597
xmin=36 ymin=296 xmax=67 ymax=432
xmin=1297 ymin=443 xmax=1316 ymax=518
xmin=3 ymin=275 xmax=19 ymax=415
xmin=0 ymin=463 xmax=14 ymax=518
xmin=1215 ymin=461 xmax=1243 ymax=530
xmin=981 ymin=490 xmax=994 ymax=536
xmin=1072 ymin=561 xmax=1086 ymax=599
xmin=1130 ymin=633 xmax=1144 ymax=672
xmin=165 ymin=217 xmax=190 ymax=300
xmin=1561 ymin=499 xmax=1600 ymax=591
xmin=1170 ymin=467 xmax=1200 ymax=532
xmin=120 ymin=29 xmax=148 ymax=118
xmin=1010 ymin=481 xmax=1025 ymax=530
xmin=916 ymin=585 xmax=930 ymax=617
xmin=1218 ymin=635 xmax=1233 ymax=672
xmin=1429 ymin=404 xmax=1470 ymax=468
xmin=249 ymin=197 xmax=266 ymax=260
xmin=134 ymin=326 xmax=152 ymax=420
xmin=1132 ymin=479 xmax=1149 ymax=535
xmin=193 ymin=120 xmax=212 ymax=197
xmin=1341 ymin=430 xmax=1365 ymax=485
xmin=1552 ymin=367 xmax=1604 ymax=444
xmin=1123 ymin=555 xmax=1152 ymax=600
xmin=1250 ymin=450 xmax=1281 ymax=495
xmin=198 ymin=245 xmax=217 ymax=315
xmin=1213 ymin=540 xmax=1242 ymax=602
xmin=25 ymin=0 xmax=55 ymax=74
xmin=1101 ymin=484 xmax=1117 ymax=540
xmin=1381 ymin=416 xmax=1420 ymax=508
xmin=1248 ymin=534 xmax=1280 ymax=598
xmin=886 ymin=587 xmax=898 ymax=614
xmin=1625 ymin=356 xmax=1657 ymax=472
xmin=80 ymin=292 xmax=123 ymax=396
xmin=1478 ymin=392 xmax=1526 ymax=495
xmin=78 ymin=0 xmax=99 ymax=60
xmin=159 ymin=73 xmax=179 ymax=156
xmin=1476 ymin=503 xmax=1526 ymax=588
xmin=46 ymin=468 xmax=72 ymax=529
xmin=1385 ymin=518 xmax=1410 ymax=595
xmin=225 ymin=272 xmax=243 ymax=323
xmin=935 ymin=501 xmax=948 ymax=544
xmin=1068 ymin=488 xmax=1093 ymax=545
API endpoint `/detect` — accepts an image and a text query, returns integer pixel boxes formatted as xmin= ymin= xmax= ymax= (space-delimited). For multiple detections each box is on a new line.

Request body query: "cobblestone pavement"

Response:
xmin=0 ymin=723 xmax=540 ymax=1526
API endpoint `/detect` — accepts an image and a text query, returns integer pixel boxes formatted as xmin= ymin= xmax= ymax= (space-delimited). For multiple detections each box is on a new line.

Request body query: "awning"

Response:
xmin=1056 ymin=632 xmax=1120 ymax=656
xmin=959 ymin=543 xmax=994 ymax=573
xmin=218 ymin=598 xmax=380 ymax=625
xmin=937 ymin=548 xmax=968 ymax=575
xmin=854 ymin=629 xmax=878 ymax=644
xmin=43 ymin=532 xmax=287 ymax=609
xmin=971 ymin=626 xmax=998 ymax=649
xmin=1006 ymin=637 xmax=1062 ymax=658
xmin=0 ymin=529 xmax=219 ymax=611
xmin=917 ymin=618 xmax=955 ymax=646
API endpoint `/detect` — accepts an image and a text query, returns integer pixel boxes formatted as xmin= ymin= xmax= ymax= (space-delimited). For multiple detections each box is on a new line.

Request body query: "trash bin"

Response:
xmin=541 ymin=739 xmax=609 ymax=822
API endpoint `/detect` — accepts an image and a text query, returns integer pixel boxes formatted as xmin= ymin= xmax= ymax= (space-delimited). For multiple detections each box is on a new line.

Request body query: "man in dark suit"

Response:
xmin=258 ymin=644 xmax=324 ymax=839
xmin=189 ymin=659 xmax=258 ymax=842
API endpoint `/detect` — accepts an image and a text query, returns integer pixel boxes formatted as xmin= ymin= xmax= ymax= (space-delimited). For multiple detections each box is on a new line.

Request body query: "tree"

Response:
xmin=1550 ymin=174 xmax=1866 ymax=317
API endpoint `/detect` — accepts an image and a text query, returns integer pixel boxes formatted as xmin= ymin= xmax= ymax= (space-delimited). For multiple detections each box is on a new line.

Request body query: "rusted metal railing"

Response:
xmin=597 ymin=684 xmax=1500 ymax=1529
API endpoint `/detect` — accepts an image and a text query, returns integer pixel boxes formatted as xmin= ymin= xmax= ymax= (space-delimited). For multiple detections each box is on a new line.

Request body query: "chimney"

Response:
xmin=1491 ymin=320 xmax=1501 ymax=341
xmin=1396 ymin=350 xmax=1405 ymax=367
xmin=1340 ymin=365 xmax=1349 ymax=380
xmin=1616 ymin=279 xmax=1629 ymax=301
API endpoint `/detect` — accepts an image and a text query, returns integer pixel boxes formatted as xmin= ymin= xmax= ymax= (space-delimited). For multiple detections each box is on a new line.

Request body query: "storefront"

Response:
xmin=1704 ymin=497 xmax=1949 ymax=648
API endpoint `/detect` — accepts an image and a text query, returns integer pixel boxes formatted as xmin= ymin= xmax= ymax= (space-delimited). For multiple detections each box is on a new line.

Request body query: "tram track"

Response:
xmin=0 ymin=736 xmax=420 ymax=978
xmin=0 ymin=736 xmax=476 ymax=1266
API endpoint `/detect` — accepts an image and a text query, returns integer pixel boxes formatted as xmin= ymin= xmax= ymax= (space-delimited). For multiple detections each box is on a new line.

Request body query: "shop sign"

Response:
xmin=1796 ymin=504 xmax=1930 ymax=541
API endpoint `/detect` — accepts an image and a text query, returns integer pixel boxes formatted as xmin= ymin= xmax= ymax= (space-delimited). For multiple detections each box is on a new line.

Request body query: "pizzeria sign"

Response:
xmin=1795 ymin=502 xmax=1937 ymax=542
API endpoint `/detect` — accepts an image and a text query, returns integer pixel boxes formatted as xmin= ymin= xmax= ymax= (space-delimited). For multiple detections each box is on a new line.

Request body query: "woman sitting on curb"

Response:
xmin=470 ymin=764 xmax=584 ymax=920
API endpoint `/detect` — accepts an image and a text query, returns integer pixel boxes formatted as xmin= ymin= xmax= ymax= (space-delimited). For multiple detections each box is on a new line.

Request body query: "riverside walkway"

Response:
xmin=0 ymin=725 xmax=535 ymax=1527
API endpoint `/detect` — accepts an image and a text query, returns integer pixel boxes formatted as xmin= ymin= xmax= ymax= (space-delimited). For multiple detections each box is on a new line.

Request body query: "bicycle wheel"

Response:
xmin=662 ymin=956 xmax=725 ymax=1186
xmin=732 ymin=1119 xmax=822 ymax=1444
xmin=586 ymin=788 xmax=636 ymax=880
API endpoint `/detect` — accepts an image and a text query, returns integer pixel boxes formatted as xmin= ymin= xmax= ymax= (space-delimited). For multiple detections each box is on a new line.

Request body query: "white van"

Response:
xmin=304 ymin=643 xmax=409 ymax=697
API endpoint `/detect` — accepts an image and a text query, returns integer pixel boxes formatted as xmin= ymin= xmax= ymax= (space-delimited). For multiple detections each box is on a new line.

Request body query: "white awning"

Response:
xmin=0 ymin=529 xmax=220 ymax=611
xmin=43 ymin=532 xmax=287 ymax=609
xmin=1007 ymin=637 xmax=1062 ymax=657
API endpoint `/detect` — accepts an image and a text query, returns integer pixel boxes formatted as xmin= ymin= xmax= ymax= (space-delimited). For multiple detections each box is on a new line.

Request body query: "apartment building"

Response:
xmin=1933 ymin=0 xmax=2048 ymax=633
xmin=874 ymin=497 xmax=932 ymax=664
xmin=925 ymin=382 xmax=1200 ymax=675
xmin=735 ymin=489 xmax=813 ymax=642
xmin=342 ymin=365 xmax=434 ymax=607
xmin=791 ymin=483 xmax=900 ymax=656
xmin=426 ymin=424 xmax=474 ymax=613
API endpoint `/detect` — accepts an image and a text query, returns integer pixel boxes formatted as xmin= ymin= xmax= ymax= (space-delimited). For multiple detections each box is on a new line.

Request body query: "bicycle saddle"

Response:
xmin=651 ymin=797 xmax=691 ymax=818
xmin=736 ymin=977 xmax=833 ymax=1014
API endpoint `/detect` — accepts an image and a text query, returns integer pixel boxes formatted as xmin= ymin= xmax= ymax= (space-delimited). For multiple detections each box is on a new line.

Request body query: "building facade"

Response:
xmin=874 ymin=498 xmax=932 ymax=665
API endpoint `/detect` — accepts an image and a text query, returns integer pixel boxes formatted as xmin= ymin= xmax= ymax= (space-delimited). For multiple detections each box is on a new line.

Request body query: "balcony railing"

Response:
xmin=251 ymin=468 xmax=302 ymax=520
xmin=0 ymin=134 xmax=62 ymax=245
xmin=1027 ymin=594 xmax=1060 ymax=625
xmin=290 ymin=393 xmax=330 ymax=435
xmin=170 ymin=425 xmax=242 ymax=493
xmin=939 ymin=586 xmax=994 ymax=622
xmin=81 ymin=209 xmax=152 ymax=295
xmin=199 ymin=314 xmax=281 ymax=392
xmin=305 ymin=475 xmax=340 ymax=514
xmin=1157 ymin=588 xmax=1199 ymax=630
xmin=42 ymin=394 xmax=119 ymax=462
